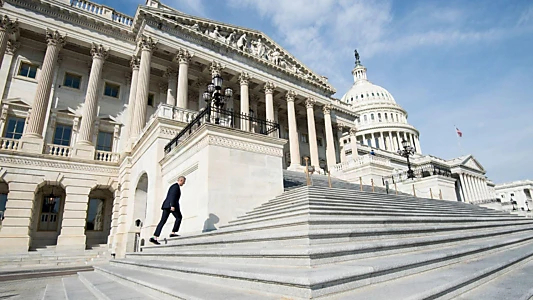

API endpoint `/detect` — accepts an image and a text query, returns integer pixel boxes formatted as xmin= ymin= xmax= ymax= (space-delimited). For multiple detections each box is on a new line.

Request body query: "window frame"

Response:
xmin=52 ymin=123 xmax=73 ymax=147
xmin=62 ymin=72 xmax=82 ymax=90
xmin=103 ymin=82 xmax=121 ymax=99
xmin=147 ymin=93 xmax=155 ymax=107
xmin=86 ymin=198 xmax=105 ymax=231
xmin=14 ymin=58 xmax=40 ymax=82
xmin=3 ymin=116 xmax=25 ymax=140
xmin=96 ymin=131 xmax=113 ymax=152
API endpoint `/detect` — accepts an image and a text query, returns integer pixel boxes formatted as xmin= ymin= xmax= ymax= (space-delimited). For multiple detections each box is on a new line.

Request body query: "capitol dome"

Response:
xmin=341 ymin=53 xmax=422 ymax=154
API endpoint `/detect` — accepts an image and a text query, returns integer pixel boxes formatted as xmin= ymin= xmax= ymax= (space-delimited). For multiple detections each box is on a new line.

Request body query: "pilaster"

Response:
xmin=56 ymin=185 xmax=92 ymax=251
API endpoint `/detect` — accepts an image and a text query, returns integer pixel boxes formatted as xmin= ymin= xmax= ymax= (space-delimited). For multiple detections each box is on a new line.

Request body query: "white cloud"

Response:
xmin=518 ymin=5 xmax=533 ymax=25
xmin=167 ymin=0 xmax=207 ymax=17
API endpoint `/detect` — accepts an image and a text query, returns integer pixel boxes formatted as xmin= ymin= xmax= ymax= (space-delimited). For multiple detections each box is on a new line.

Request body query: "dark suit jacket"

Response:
xmin=161 ymin=183 xmax=181 ymax=209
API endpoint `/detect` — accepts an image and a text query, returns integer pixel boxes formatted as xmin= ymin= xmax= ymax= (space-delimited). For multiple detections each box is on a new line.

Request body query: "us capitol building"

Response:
xmin=0 ymin=0 xmax=530 ymax=257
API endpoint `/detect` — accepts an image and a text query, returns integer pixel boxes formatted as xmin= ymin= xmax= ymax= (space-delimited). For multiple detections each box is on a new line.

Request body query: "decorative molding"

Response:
xmin=45 ymin=29 xmax=66 ymax=48
xmin=209 ymin=61 xmax=223 ymax=77
xmin=6 ymin=40 xmax=20 ymax=55
xmin=285 ymin=90 xmax=295 ymax=102
xmin=130 ymin=56 xmax=140 ymax=70
xmin=207 ymin=135 xmax=283 ymax=157
xmin=305 ymin=98 xmax=315 ymax=109
xmin=323 ymin=104 xmax=332 ymax=115
xmin=138 ymin=35 xmax=157 ymax=51
xmin=90 ymin=43 xmax=109 ymax=60
xmin=0 ymin=155 xmax=119 ymax=174
xmin=0 ymin=15 xmax=18 ymax=34
xmin=239 ymin=72 xmax=251 ymax=85
xmin=349 ymin=127 xmax=357 ymax=136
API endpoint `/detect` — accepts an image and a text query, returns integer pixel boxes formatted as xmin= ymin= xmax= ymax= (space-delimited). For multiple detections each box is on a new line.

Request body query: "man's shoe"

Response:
xmin=149 ymin=237 xmax=160 ymax=245
xmin=169 ymin=234 xmax=180 ymax=238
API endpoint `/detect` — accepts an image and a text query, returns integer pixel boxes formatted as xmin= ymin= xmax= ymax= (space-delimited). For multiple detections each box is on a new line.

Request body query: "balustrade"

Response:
xmin=0 ymin=138 xmax=19 ymax=150
xmin=70 ymin=0 xmax=133 ymax=26
xmin=45 ymin=144 xmax=72 ymax=157
xmin=95 ymin=150 xmax=120 ymax=162
xmin=331 ymin=154 xmax=391 ymax=173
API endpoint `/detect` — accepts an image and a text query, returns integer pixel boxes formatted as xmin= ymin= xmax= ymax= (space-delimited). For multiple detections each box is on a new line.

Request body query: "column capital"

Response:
xmin=130 ymin=56 xmax=140 ymax=70
xmin=164 ymin=66 xmax=178 ymax=78
xmin=305 ymin=98 xmax=315 ymax=108
xmin=0 ymin=15 xmax=18 ymax=34
xmin=45 ymin=29 xmax=66 ymax=48
xmin=337 ymin=124 xmax=347 ymax=132
xmin=176 ymin=48 xmax=193 ymax=64
xmin=322 ymin=104 xmax=332 ymax=115
xmin=137 ymin=35 xmax=157 ymax=51
xmin=90 ymin=43 xmax=109 ymax=60
xmin=349 ymin=127 xmax=357 ymax=136
xmin=210 ymin=61 xmax=223 ymax=77
xmin=264 ymin=82 xmax=275 ymax=94
xmin=285 ymin=90 xmax=296 ymax=102
xmin=6 ymin=40 xmax=19 ymax=55
xmin=239 ymin=72 xmax=251 ymax=85
xmin=195 ymin=78 xmax=207 ymax=88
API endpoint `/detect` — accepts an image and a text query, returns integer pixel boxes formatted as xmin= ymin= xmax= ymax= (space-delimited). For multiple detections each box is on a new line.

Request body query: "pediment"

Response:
xmin=54 ymin=107 xmax=80 ymax=117
xmin=138 ymin=6 xmax=335 ymax=94
xmin=2 ymin=98 xmax=31 ymax=109
xmin=463 ymin=157 xmax=484 ymax=172
xmin=98 ymin=115 xmax=121 ymax=125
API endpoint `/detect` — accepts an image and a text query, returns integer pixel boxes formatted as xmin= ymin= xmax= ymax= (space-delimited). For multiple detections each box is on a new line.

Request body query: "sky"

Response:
xmin=102 ymin=0 xmax=533 ymax=184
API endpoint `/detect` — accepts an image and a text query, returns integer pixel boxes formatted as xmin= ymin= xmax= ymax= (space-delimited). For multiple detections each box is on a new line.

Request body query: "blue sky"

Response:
xmin=103 ymin=0 xmax=533 ymax=184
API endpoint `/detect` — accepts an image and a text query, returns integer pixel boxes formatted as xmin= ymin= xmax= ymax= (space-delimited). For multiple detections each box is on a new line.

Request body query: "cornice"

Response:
xmin=0 ymin=153 xmax=119 ymax=175
xmin=5 ymin=0 xmax=135 ymax=43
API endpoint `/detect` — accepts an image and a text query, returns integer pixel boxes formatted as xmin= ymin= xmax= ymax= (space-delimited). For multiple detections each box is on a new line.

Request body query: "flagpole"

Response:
xmin=454 ymin=125 xmax=464 ymax=155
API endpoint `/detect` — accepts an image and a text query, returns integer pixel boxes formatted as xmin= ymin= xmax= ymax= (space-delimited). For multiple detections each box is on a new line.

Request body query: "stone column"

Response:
xmin=264 ymin=82 xmax=275 ymax=120
xmin=165 ymin=67 xmax=177 ymax=106
xmin=350 ymin=127 xmax=358 ymax=159
xmin=273 ymin=105 xmax=280 ymax=138
xmin=124 ymin=56 xmax=140 ymax=148
xmin=239 ymin=72 xmax=250 ymax=131
xmin=323 ymin=104 xmax=337 ymax=170
xmin=415 ymin=135 xmax=422 ymax=154
xmin=75 ymin=44 xmax=108 ymax=157
xmin=130 ymin=36 xmax=156 ymax=141
xmin=176 ymin=48 xmax=192 ymax=109
xmin=286 ymin=91 xmax=301 ymax=170
xmin=56 ymin=185 xmax=92 ymax=251
xmin=378 ymin=132 xmax=385 ymax=151
xmin=370 ymin=132 xmax=376 ymax=148
xmin=305 ymin=98 xmax=320 ymax=169
xmin=466 ymin=175 xmax=476 ymax=202
xmin=196 ymin=79 xmax=206 ymax=111
xmin=0 ymin=40 xmax=19 ymax=99
xmin=0 ymin=15 xmax=18 ymax=69
xmin=459 ymin=173 xmax=468 ymax=202
xmin=22 ymin=30 xmax=66 ymax=148
xmin=338 ymin=126 xmax=346 ymax=163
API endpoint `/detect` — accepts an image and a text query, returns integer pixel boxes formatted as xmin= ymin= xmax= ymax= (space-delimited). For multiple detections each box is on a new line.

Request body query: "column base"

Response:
xmin=287 ymin=164 xmax=304 ymax=172
xmin=19 ymin=135 xmax=45 ymax=154
xmin=73 ymin=142 xmax=96 ymax=160
xmin=56 ymin=234 xmax=87 ymax=252
xmin=0 ymin=236 xmax=30 ymax=254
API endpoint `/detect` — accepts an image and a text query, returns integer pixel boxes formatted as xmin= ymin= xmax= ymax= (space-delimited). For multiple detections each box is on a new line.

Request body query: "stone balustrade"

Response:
xmin=0 ymin=137 xmax=20 ymax=150
xmin=95 ymin=150 xmax=120 ymax=162
xmin=331 ymin=154 xmax=392 ymax=173
xmin=155 ymin=103 xmax=199 ymax=123
xmin=69 ymin=0 xmax=133 ymax=26
xmin=45 ymin=144 xmax=72 ymax=157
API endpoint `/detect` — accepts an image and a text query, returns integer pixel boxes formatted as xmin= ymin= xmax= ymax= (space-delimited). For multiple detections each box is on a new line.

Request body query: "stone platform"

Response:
xmin=58 ymin=185 xmax=533 ymax=299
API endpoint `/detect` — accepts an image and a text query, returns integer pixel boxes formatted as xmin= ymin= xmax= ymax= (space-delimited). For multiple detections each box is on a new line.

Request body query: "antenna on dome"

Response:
xmin=354 ymin=49 xmax=361 ymax=65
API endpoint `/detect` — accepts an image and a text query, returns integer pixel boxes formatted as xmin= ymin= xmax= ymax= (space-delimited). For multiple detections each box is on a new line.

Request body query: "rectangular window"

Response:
xmin=104 ymin=82 xmax=120 ymax=98
xmin=3 ymin=117 xmax=25 ymax=139
xmin=63 ymin=73 xmax=81 ymax=89
xmin=367 ymin=139 xmax=372 ymax=147
xmin=375 ymin=138 xmax=380 ymax=148
xmin=317 ymin=138 xmax=323 ymax=147
xmin=86 ymin=198 xmax=104 ymax=231
xmin=53 ymin=124 xmax=72 ymax=146
xmin=18 ymin=62 xmax=38 ymax=79
xmin=96 ymin=131 xmax=113 ymax=152
xmin=300 ymin=133 xmax=308 ymax=143
xmin=147 ymin=93 xmax=155 ymax=107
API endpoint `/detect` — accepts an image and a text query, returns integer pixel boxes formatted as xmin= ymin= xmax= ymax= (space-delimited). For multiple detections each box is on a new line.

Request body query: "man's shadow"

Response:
xmin=202 ymin=213 xmax=220 ymax=232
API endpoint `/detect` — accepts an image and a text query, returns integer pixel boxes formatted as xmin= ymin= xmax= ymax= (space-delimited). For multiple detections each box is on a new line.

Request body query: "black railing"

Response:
xmin=383 ymin=164 xmax=452 ymax=184
xmin=164 ymin=106 xmax=280 ymax=154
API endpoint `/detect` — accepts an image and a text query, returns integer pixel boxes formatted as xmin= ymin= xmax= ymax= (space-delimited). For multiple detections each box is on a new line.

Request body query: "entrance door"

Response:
xmin=38 ymin=196 xmax=61 ymax=231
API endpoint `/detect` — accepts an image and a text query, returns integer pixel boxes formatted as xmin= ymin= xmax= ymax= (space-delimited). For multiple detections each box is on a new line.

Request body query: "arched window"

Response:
xmin=371 ymin=114 xmax=375 ymax=120
xmin=378 ymin=113 xmax=382 ymax=122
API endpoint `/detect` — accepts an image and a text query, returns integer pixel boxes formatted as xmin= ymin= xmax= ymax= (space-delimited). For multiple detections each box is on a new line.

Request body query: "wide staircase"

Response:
xmin=51 ymin=185 xmax=533 ymax=299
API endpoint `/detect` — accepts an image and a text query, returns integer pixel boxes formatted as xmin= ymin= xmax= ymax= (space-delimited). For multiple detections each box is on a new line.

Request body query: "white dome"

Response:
xmin=340 ymin=64 xmax=397 ymax=107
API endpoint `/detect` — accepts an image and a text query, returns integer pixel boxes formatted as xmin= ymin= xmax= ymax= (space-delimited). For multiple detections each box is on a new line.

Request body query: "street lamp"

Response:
xmin=202 ymin=74 xmax=233 ymax=124
xmin=397 ymin=139 xmax=415 ymax=179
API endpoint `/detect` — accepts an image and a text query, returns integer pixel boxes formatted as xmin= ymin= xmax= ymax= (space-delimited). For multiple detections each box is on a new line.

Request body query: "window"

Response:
xmin=63 ymin=73 xmax=81 ymax=89
xmin=372 ymin=93 xmax=374 ymax=96
xmin=300 ymin=133 xmax=308 ymax=143
xmin=371 ymin=114 xmax=375 ymax=121
xmin=18 ymin=62 xmax=38 ymax=79
xmin=147 ymin=93 xmax=155 ymax=107
xmin=104 ymin=82 xmax=120 ymax=98
xmin=317 ymin=138 xmax=323 ymax=147
xmin=364 ymin=115 xmax=367 ymax=122
xmin=385 ymin=113 xmax=388 ymax=121
xmin=361 ymin=94 xmax=364 ymax=99
xmin=38 ymin=195 xmax=61 ymax=231
xmin=367 ymin=139 xmax=372 ymax=147
xmin=3 ymin=117 xmax=25 ymax=139
xmin=53 ymin=124 xmax=72 ymax=146
xmin=0 ymin=194 xmax=7 ymax=225
xmin=96 ymin=131 xmax=113 ymax=152
xmin=375 ymin=138 xmax=380 ymax=148
xmin=378 ymin=113 xmax=382 ymax=122
xmin=86 ymin=198 xmax=104 ymax=231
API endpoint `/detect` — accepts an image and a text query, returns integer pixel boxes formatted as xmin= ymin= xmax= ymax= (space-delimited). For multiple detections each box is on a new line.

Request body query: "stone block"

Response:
xmin=0 ymin=237 xmax=30 ymax=254
xmin=56 ymin=234 xmax=87 ymax=251
xmin=60 ymin=219 xmax=87 ymax=228
xmin=3 ymin=199 xmax=34 ymax=209
xmin=72 ymin=143 xmax=96 ymax=160
xmin=18 ymin=136 xmax=45 ymax=154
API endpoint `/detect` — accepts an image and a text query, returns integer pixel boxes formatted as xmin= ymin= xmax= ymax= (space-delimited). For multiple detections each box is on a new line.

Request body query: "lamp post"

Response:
xmin=397 ymin=139 xmax=415 ymax=180
xmin=202 ymin=74 xmax=233 ymax=124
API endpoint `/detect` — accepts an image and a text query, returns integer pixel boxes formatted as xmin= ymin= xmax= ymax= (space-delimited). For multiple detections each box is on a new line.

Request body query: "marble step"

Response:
xmin=136 ymin=229 xmax=533 ymax=267
xmin=0 ymin=264 xmax=94 ymax=281
xmin=113 ymin=235 xmax=533 ymax=299
xmin=78 ymin=271 xmax=156 ymax=300
xmin=453 ymin=258 xmax=533 ymax=300
xmin=62 ymin=276 xmax=98 ymax=300
xmin=42 ymin=280 xmax=67 ymax=300
xmin=93 ymin=265 xmax=281 ymax=300
xmin=326 ymin=241 xmax=533 ymax=300
xmin=140 ymin=220 xmax=533 ymax=252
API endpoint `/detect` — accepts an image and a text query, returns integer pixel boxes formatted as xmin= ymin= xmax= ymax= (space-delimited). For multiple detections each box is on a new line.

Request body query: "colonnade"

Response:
xmin=357 ymin=131 xmax=421 ymax=153
xmin=459 ymin=172 xmax=491 ymax=203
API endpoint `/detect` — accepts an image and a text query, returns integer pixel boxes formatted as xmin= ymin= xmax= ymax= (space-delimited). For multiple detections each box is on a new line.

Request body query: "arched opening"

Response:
xmin=0 ymin=181 xmax=9 ymax=230
xmin=30 ymin=183 xmax=66 ymax=250
xmin=85 ymin=187 xmax=114 ymax=249
xmin=128 ymin=173 xmax=148 ymax=252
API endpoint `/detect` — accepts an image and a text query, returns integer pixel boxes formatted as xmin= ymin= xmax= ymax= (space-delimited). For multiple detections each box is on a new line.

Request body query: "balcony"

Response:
xmin=0 ymin=137 xmax=20 ymax=150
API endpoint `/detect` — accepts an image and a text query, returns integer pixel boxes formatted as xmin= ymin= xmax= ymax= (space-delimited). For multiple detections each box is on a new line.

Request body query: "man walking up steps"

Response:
xmin=150 ymin=176 xmax=186 ymax=245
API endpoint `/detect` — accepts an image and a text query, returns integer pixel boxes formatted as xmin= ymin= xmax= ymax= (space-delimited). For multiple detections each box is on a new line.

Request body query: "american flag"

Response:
xmin=455 ymin=126 xmax=462 ymax=138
